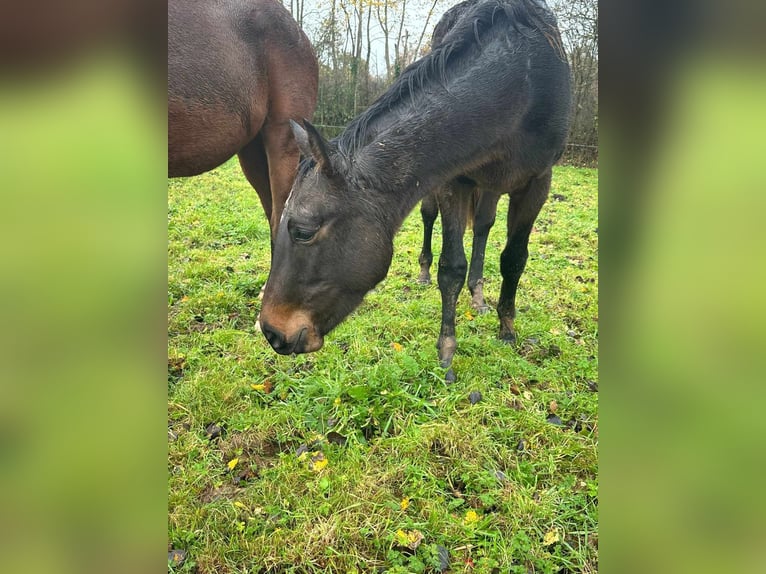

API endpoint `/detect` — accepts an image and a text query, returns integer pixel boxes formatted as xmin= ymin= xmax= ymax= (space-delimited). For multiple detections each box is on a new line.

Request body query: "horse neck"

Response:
xmin=348 ymin=103 xmax=498 ymax=227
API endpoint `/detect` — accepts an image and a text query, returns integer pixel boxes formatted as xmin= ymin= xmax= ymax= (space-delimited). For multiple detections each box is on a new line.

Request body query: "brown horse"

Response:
xmin=168 ymin=0 xmax=318 ymax=242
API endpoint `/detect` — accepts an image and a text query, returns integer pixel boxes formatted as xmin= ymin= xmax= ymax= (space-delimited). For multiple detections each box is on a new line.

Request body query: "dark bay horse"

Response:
xmin=168 ymin=0 xmax=318 ymax=242
xmin=260 ymin=0 xmax=571 ymax=381
xmin=417 ymin=0 xmax=504 ymax=315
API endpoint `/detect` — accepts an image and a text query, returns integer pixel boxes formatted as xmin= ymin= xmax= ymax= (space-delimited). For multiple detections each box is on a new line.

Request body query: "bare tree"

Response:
xmin=549 ymin=0 xmax=598 ymax=164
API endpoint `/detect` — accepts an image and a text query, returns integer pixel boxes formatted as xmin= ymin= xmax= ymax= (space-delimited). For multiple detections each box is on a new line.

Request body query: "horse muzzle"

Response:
xmin=259 ymin=318 xmax=324 ymax=355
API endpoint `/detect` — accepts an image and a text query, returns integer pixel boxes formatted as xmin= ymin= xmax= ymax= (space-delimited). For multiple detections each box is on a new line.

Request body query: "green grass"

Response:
xmin=168 ymin=160 xmax=598 ymax=573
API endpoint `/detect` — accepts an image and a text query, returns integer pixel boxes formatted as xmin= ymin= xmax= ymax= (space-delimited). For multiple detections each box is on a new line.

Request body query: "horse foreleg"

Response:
xmin=436 ymin=182 xmax=471 ymax=382
xmin=467 ymin=190 xmax=500 ymax=314
xmin=497 ymin=169 xmax=551 ymax=344
xmin=417 ymin=191 xmax=439 ymax=284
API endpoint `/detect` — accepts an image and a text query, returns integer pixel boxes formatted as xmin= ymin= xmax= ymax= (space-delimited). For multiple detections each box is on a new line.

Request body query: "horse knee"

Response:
xmin=438 ymin=258 xmax=467 ymax=282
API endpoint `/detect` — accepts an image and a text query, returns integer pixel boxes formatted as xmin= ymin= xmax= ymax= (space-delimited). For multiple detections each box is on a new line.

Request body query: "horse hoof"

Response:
xmin=473 ymin=304 xmax=491 ymax=315
xmin=499 ymin=333 xmax=516 ymax=345
xmin=417 ymin=275 xmax=431 ymax=285
xmin=445 ymin=368 xmax=456 ymax=383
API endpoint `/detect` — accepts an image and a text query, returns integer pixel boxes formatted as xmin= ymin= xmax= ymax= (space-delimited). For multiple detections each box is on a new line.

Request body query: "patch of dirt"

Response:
xmin=168 ymin=356 xmax=186 ymax=380
xmin=199 ymin=483 xmax=239 ymax=503
xmin=519 ymin=338 xmax=562 ymax=364
xmin=223 ymin=432 xmax=295 ymax=466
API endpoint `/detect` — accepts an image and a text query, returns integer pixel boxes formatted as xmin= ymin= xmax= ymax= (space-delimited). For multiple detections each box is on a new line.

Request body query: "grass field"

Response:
xmin=168 ymin=160 xmax=598 ymax=573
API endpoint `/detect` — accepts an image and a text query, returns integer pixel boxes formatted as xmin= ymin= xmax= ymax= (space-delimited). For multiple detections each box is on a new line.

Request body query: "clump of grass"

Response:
xmin=169 ymin=160 xmax=598 ymax=573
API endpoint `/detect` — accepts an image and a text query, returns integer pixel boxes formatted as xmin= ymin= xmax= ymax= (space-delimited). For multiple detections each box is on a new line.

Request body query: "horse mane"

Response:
xmin=334 ymin=0 xmax=563 ymax=158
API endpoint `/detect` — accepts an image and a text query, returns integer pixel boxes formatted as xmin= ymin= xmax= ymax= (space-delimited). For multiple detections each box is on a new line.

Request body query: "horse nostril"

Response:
xmin=260 ymin=322 xmax=284 ymax=349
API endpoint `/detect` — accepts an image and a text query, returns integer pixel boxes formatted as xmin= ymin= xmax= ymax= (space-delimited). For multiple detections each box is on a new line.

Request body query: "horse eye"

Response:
xmin=289 ymin=224 xmax=319 ymax=244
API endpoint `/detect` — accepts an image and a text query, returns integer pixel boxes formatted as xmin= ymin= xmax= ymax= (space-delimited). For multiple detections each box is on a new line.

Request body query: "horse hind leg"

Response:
xmin=497 ymin=169 xmax=552 ymax=344
xmin=417 ymin=191 xmax=439 ymax=284
xmin=237 ymin=134 xmax=272 ymax=239
xmin=467 ymin=190 xmax=500 ymax=314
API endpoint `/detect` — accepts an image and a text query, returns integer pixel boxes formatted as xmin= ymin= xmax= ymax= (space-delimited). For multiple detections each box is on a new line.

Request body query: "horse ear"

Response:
xmin=290 ymin=119 xmax=334 ymax=176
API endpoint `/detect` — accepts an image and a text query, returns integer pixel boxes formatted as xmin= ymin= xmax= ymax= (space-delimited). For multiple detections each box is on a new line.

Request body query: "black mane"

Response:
xmin=334 ymin=0 xmax=562 ymax=158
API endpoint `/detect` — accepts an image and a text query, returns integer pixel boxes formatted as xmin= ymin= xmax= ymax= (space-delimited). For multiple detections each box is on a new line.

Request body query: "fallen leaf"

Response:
xmin=546 ymin=414 xmax=564 ymax=426
xmin=436 ymin=544 xmax=450 ymax=572
xmin=168 ymin=549 xmax=186 ymax=567
xmin=250 ymin=380 xmax=273 ymax=393
xmin=549 ymin=400 xmax=558 ymax=413
xmin=233 ymin=467 xmax=258 ymax=486
xmin=326 ymin=431 xmax=347 ymax=446
xmin=227 ymin=457 xmax=239 ymax=470
xmin=395 ymin=529 xmax=424 ymax=550
xmin=543 ymin=528 xmax=560 ymax=545
xmin=204 ymin=422 xmax=223 ymax=440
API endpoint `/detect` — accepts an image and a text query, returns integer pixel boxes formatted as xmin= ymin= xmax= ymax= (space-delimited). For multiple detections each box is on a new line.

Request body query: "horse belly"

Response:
xmin=168 ymin=99 xmax=258 ymax=177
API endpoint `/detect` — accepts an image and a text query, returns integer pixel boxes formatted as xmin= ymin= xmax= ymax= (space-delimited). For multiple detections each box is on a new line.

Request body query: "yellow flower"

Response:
xmin=395 ymin=529 xmax=409 ymax=545
xmin=392 ymin=342 xmax=404 ymax=352
xmin=543 ymin=528 xmax=560 ymax=545
xmin=400 ymin=497 xmax=410 ymax=511
xmin=227 ymin=457 xmax=239 ymax=470
xmin=333 ymin=397 xmax=342 ymax=406
xmin=310 ymin=452 xmax=328 ymax=472
xmin=464 ymin=509 xmax=480 ymax=524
